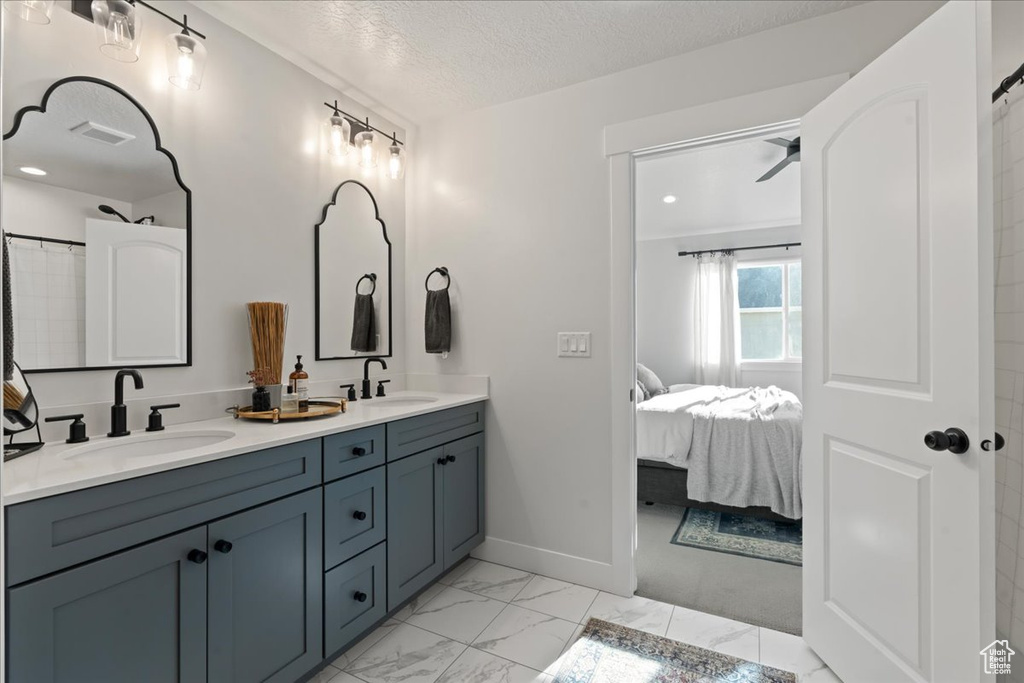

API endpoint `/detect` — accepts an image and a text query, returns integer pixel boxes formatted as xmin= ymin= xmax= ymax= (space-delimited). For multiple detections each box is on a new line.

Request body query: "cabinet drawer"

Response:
xmin=324 ymin=425 xmax=386 ymax=482
xmin=325 ymin=543 xmax=387 ymax=658
xmin=324 ymin=467 xmax=386 ymax=570
xmin=386 ymin=402 xmax=485 ymax=461
xmin=6 ymin=439 xmax=322 ymax=586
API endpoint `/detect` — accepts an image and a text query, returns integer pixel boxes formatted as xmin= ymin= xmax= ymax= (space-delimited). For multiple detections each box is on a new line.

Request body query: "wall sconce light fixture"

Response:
xmin=2 ymin=0 xmax=55 ymax=24
xmin=320 ymin=103 xmax=406 ymax=179
xmin=387 ymin=133 xmax=405 ymax=180
xmin=325 ymin=100 xmax=351 ymax=157
xmin=165 ymin=14 xmax=207 ymax=91
xmin=91 ymin=0 xmax=143 ymax=62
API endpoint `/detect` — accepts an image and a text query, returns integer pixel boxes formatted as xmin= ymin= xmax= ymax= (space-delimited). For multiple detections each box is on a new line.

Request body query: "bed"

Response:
xmin=636 ymin=383 xmax=803 ymax=520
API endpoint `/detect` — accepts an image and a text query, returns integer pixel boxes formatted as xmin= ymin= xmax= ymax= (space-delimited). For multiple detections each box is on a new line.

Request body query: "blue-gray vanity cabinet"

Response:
xmin=323 ymin=425 xmax=386 ymax=482
xmin=7 ymin=526 xmax=208 ymax=683
xmin=442 ymin=433 xmax=486 ymax=567
xmin=386 ymin=447 xmax=446 ymax=610
xmin=325 ymin=467 xmax=386 ymax=570
xmin=324 ymin=542 xmax=387 ymax=659
xmin=208 ymin=488 xmax=323 ymax=683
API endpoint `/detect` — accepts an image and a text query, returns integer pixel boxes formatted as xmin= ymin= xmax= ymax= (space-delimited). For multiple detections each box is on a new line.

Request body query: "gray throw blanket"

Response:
xmin=3 ymin=236 xmax=12 ymax=381
xmin=350 ymin=293 xmax=376 ymax=352
xmin=685 ymin=386 xmax=803 ymax=519
xmin=425 ymin=289 xmax=451 ymax=354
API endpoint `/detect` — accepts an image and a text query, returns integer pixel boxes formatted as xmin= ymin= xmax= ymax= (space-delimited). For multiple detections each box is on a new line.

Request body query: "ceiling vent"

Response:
xmin=70 ymin=121 xmax=135 ymax=146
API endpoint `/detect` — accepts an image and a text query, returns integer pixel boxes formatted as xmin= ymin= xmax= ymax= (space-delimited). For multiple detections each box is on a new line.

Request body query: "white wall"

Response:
xmin=2 ymin=1 xmax=407 ymax=408
xmin=2 ymin=175 xmax=130 ymax=242
xmin=406 ymin=1 xmax=942 ymax=582
xmin=636 ymin=227 xmax=802 ymax=397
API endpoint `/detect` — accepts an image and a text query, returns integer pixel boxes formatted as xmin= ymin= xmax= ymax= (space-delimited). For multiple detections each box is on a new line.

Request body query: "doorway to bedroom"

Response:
xmin=633 ymin=123 xmax=805 ymax=635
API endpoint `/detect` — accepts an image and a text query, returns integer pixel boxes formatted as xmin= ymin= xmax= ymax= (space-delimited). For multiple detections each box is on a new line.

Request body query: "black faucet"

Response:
xmin=109 ymin=369 xmax=144 ymax=437
xmin=362 ymin=358 xmax=387 ymax=399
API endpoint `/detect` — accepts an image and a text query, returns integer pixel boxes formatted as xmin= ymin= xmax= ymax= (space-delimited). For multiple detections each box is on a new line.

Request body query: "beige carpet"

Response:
xmin=635 ymin=502 xmax=802 ymax=635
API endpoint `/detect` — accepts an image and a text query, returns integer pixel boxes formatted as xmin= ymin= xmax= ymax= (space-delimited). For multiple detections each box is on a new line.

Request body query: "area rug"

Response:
xmin=671 ymin=508 xmax=802 ymax=566
xmin=553 ymin=618 xmax=796 ymax=682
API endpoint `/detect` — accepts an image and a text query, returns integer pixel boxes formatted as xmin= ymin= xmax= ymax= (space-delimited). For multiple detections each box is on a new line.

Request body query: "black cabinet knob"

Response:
xmin=352 ymin=446 xmax=366 ymax=456
xmin=446 ymin=455 xmax=457 ymax=464
xmin=924 ymin=427 xmax=969 ymax=454
xmin=187 ymin=549 xmax=207 ymax=564
xmin=214 ymin=540 xmax=233 ymax=554
xmin=353 ymin=510 xmax=367 ymax=521
xmin=353 ymin=591 xmax=368 ymax=603
xmin=437 ymin=457 xmax=446 ymax=466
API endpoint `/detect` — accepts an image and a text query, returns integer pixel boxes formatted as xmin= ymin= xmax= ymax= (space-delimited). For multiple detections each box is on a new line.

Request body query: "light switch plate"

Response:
xmin=558 ymin=332 xmax=591 ymax=358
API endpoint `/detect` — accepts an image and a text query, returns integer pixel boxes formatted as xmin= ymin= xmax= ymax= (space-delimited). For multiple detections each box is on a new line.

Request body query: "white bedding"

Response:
xmin=636 ymin=383 xmax=803 ymax=518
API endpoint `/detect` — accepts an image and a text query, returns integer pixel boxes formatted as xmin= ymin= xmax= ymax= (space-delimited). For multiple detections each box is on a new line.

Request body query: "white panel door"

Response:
xmin=85 ymin=219 xmax=188 ymax=366
xmin=802 ymin=1 xmax=994 ymax=682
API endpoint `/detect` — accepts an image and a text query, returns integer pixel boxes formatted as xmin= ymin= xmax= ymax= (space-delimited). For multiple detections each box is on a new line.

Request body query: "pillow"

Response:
xmin=637 ymin=363 xmax=668 ymax=397
xmin=636 ymin=380 xmax=648 ymax=402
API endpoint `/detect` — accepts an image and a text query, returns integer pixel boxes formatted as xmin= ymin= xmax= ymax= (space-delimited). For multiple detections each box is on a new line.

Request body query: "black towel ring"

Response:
xmin=425 ymin=266 xmax=450 ymax=292
xmin=356 ymin=273 xmax=376 ymax=296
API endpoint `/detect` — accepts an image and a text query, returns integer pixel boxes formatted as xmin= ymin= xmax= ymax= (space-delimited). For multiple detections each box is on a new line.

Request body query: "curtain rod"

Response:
xmin=6 ymin=233 xmax=86 ymax=248
xmin=994 ymin=61 xmax=1024 ymax=103
xmin=677 ymin=242 xmax=800 ymax=258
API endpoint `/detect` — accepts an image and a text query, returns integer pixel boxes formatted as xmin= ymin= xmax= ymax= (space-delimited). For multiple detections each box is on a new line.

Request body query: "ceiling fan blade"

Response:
xmin=756 ymin=155 xmax=796 ymax=183
xmin=764 ymin=137 xmax=793 ymax=147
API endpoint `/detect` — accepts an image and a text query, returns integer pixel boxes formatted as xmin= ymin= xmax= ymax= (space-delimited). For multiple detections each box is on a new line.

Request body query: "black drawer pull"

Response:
xmin=446 ymin=455 xmax=457 ymax=463
xmin=352 ymin=446 xmax=366 ymax=456
xmin=353 ymin=591 xmax=368 ymax=602
xmin=352 ymin=510 xmax=367 ymax=521
xmin=437 ymin=457 xmax=446 ymax=466
xmin=187 ymin=549 xmax=207 ymax=564
xmin=214 ymin=540 xmax=233 ymax=554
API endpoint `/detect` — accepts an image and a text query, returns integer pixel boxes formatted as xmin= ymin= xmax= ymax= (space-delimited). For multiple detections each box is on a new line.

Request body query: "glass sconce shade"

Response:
xmin=91 ymin=0 xmax=143 ymax=62
xmin=387 ymin=142 xmax=405 ymax=180
xmin=166 ymin=29 xmax=207 ymax=91
xmin=2 ymin=0 xmax=54 ymax=24
xmin=327 ymin=114 xmax=351 ymax=157
xmin=354 ymin=129 xmax=377 ymax=169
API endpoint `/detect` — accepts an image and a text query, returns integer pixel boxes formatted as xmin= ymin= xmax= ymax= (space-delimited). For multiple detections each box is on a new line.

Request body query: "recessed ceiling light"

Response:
xmin=662 ymin=195 xmax=677 ymax=204
xmin=19 ymin=166 xmax=47 ymax=176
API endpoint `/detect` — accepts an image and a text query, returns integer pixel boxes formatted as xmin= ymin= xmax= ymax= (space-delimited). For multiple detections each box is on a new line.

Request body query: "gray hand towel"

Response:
xmin=350 ymin=293 xmax=377 ymax=352
xmin=3 ymin=236 xmax=13 ymax=381
xmin=425 ymin=289 xmax=451 ymax=354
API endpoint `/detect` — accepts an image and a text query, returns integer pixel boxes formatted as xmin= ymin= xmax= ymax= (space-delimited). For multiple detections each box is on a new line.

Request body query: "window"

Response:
xmin=737 ymin=261 xmax=801 ymax=361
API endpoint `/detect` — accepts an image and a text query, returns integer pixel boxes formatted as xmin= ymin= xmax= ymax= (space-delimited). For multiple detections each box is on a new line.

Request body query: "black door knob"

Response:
xmin=353 ymin=510 xmax=367 ymax=521
xmin=214 ymin=540 xmax=233 ymax=554
xmin=187 ymin=549 xmax=208 ymax=564
xmin=352 ymin=447 xmax=366 ymax=456
xmin=924 ymin=427 xmax=970 ymax=454
xmin=446 ymin=455 xmax=457 ymax=464
xmin=353 ymin=591 xmax=367 ymax=602
xmin=437 ymin=457 xmax=446 ymax=465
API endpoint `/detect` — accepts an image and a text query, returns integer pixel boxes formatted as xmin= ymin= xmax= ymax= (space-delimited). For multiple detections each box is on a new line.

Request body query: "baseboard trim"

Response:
xmin=472 ymin=536 xmax=623 ymax=595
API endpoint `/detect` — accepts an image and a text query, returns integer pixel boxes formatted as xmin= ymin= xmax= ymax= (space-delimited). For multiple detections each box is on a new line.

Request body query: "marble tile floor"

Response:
xmin=314 ymin=559 xmax=841 ymax=683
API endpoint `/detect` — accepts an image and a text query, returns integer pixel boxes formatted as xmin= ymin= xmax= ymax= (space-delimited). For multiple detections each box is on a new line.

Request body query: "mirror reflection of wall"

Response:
xmin=2 ymin=78 xmax=190 ymax=372
xmin=316 ymin=181 xmax=392 ymax=359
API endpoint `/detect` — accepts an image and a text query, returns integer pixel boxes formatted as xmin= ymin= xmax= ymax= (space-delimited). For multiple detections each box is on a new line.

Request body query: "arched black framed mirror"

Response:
xmin=315 ymin=180 xmax=393 ymax=360
xmin=3 ymin=76 xmax=192 ymax=373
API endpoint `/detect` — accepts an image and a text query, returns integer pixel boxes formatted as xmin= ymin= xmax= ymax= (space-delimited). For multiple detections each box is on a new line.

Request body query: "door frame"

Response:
xmin=604 ymin=74 xmax=850 ymax=596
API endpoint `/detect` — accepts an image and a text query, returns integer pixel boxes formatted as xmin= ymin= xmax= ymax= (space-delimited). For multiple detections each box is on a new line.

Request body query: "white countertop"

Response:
xmin=3 ymin=391 xmax=488 ymax=505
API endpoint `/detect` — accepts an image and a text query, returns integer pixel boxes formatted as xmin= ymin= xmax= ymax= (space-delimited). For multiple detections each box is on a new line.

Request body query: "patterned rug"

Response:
xmin=671 ymin=508 xmax=802 ymax=566
xmin=553 ymin=618 xmax=796 ymax=682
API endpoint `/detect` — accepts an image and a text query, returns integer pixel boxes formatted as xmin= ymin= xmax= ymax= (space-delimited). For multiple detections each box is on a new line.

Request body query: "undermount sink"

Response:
xmin=367 ymin=396 xmax=439 ymax=407
xmin=62 ymin=429 xmax=236 ymax=459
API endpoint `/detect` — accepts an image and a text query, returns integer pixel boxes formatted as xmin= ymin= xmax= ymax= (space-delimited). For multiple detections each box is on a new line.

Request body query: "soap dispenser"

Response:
xmin=289 ymin=355 xmax=309 ymax=412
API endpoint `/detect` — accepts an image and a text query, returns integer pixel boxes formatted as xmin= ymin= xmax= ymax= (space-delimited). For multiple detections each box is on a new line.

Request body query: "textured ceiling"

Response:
xmin=195 ymin=0 xmax=866 ymax=123
xmin=636 ymin=127 xmax=801 ymax=241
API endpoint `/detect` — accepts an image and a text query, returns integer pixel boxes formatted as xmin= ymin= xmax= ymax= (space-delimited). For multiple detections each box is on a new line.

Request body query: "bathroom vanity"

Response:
xmin=3 ymin=396 xmax=486 ymax=683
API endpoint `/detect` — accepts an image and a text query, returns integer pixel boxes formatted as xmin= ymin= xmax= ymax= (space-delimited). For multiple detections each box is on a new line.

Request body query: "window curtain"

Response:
xmin=693 ymin=252 xmax=740 ymax=387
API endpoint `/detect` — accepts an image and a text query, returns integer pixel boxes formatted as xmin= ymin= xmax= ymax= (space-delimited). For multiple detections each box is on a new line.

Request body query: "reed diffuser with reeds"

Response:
xmin=246 ymin=302 xmax=288 ymax=386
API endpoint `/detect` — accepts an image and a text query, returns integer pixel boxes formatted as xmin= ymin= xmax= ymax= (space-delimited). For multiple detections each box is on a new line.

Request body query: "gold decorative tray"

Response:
xmin=229 ymin=398 xmax=347 ymax=423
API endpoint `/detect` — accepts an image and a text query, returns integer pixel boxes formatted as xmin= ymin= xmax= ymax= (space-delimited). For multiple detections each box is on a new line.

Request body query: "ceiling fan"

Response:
xmin=756 ymin=136 xmax=800 ymax=182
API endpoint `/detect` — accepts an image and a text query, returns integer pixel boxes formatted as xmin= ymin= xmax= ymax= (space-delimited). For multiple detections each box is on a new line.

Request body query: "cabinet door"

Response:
xmin=8 ymin=527 xmax=207 ymax=683
xmin=443 ymin=433 xmax=486 ymax=567
xmin=387 ymin=447 xmax=445 ymax=610
xmin=208 ymin=489 xmax=322 ymax=683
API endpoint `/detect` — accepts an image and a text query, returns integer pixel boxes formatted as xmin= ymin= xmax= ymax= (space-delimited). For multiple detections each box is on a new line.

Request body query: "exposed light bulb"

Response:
xmin=355 ymin=128 xmax=377 ymax=169
xmin=165 ymin=22 xmax=207 ymax=91
xmin=328 ymin=114 xmax=350 ymax=157
xmin=387 ymin=142 xmax=405 ymax=180
xmin=3 ymin=0 xmax=55 ymax=24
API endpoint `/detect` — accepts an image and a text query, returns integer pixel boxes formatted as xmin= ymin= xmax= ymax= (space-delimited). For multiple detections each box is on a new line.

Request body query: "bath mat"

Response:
xmin=671 ymin=508 xmax=802 ymax=566
xmin=553 ymin=617 xmax=796 ymax=682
